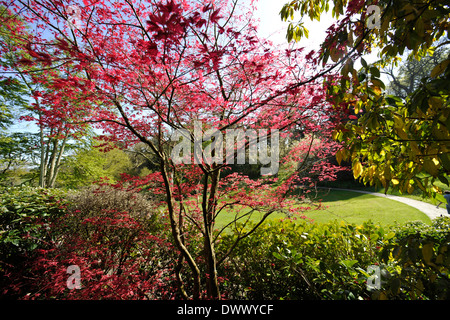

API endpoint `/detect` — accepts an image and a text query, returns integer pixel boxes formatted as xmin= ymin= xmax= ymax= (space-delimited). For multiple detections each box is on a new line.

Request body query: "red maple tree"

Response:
xmin=5 ymin=0 xmax=346 ymax=299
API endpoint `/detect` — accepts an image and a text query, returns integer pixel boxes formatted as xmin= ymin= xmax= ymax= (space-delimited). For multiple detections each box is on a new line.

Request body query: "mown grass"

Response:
xmin=213 ymin=189 xmax=431 ymax=231
xmin=319 ymin=176 xmax=449 ymax=205
xmin=301 ymin=189 xmax=431 ymax=226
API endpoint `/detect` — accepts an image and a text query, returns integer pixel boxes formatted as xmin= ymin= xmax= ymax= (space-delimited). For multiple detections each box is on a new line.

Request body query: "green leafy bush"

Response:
xmin=0 ymin=186 xmax=68 ymax=264
xmin=0 ymin=187 xmax=69 ymax=297
xmin=378 ymin=217 xmax=450 ymax=300
xmin=218 ymin=219 xmax=394 ymax=300
xmin=218 ymin=217 xmax=450 ymax=300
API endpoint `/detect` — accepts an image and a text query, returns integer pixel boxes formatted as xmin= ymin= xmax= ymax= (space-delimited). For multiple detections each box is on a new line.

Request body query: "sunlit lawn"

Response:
xmin=321 ymin=176 xmax=449 ymax=205
xmin=213 ymin=189 xmax=431 ymax=231
xmin=301 ymin=190 xmax=431 ymax=226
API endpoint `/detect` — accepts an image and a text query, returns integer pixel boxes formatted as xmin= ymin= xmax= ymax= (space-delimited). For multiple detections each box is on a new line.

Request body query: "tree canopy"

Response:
xmin=2 ymin=0 xmax=348 ymax=299
xmin=282 ymin=0 xmax=450 ymax=200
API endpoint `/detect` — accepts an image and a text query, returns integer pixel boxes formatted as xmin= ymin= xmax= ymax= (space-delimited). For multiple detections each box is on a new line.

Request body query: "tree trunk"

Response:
xmin=46 ymin=138 xmax=59 ymax=187
xmin=205 ymin=232 xmax=220 ymax=299
xmin=160 ymin=158 xmax=201 ymax=299
xmin=48 ymin=134 xmax=68 ymax=188
xmin=38 ymin=111 xmax=46 ymax=188
xmin=202 ymin=168 xmax=221 ymax=299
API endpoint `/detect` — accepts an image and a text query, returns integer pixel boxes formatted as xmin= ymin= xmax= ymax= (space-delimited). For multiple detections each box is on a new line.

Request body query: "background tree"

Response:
xmin=123 ymin=141 xmax=161 ymax=177
xmin=0 ymin=6 xmax=92 ymax=188
xmin=0 ymin=7 xmax=33 ymax=185
xmin=282 ymin=0 xmax=450 ymax=201
xmin=0 ymin=132 xmax=40 ymax=186
xmin=383 ymin=42 xmax=450 ymax=99
xmin=56 ymin=139 xmax=133 ymax=188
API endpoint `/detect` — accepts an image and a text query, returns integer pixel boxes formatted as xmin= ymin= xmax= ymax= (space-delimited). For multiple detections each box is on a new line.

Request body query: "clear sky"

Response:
xmin=254 ymin=0 xmax=380 ymax=67
xmin=254 ymin=0 xmax=336 ymax=50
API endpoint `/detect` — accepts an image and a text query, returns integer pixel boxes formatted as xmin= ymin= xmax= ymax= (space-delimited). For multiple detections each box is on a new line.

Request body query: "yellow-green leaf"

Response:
xmin=407 ymin=183 xmax=414 ymax=194
xmin=336 ymin=149 xmax=344 ymax=165
xmin=393 ymin=115 xmax=409 ymax=140
xmin=423 ymin=158 xmax=439 ymax=176
xmin=428 ymin=96 xmax=443 ymax=109
xmin=330 ymin=48 xmax=340 ymax=62
xmin=430 ymin=59 xmax=450 ymax=78
xmin=332 ymin=130 xmax=340 ymax=140
xmin=353 ymin=161 xmax=363 ymax=179
xmin=347 ymin=30 xmax=353 ymax=45
xmin=422 ymin=243 xmax=433 ymax=264
xmin=303 ymin=27 xmax=309 ymax=38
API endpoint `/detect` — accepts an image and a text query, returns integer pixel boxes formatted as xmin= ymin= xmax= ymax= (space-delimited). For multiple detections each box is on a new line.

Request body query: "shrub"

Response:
xmin=218 ymin=217 xmax=450 ymax=300
xmin=67 ymin=185 xmax=157 ymax=219
xmin=26 ymin=185 xmax=179 ymax=300
xmin=0 ymin=186 xmax=68 ymax=257
xmin=61 ymin=185 xmax=160 ymax=242
xmin=0 ymin=186 xmax=69 ymax=298
xmin=218 ymin=219 xmax=393 ymax=300
xmin=24 ymin=211 xmax=176 ymax=300
xmin=378 ymin=217 xmax=450 ymax=300
xmin=1 ymin=185 xmax=180 ymax=299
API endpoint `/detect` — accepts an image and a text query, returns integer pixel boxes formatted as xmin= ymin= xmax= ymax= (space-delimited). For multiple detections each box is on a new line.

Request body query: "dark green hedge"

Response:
xmin=218 ymin=217 xmax=450 ymax=300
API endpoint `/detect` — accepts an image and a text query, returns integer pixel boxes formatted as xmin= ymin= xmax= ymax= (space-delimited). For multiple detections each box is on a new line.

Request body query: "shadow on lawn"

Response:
xmin=295 ymin=187 xmax=371 ymax=203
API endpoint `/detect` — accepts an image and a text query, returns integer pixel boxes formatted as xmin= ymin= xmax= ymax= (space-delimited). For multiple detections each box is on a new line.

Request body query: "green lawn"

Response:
xmin=214 ymin=189 xmax=432 ymax=231
xmin=301 ymin=190 xmax=431 ymax=226
xmin=319 ymin=176 xmax=450 ymax=205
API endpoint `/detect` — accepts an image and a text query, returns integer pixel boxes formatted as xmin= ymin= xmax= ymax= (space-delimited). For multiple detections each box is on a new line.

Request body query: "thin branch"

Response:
xmin=217 ymin=209 xmax=275 ymax=266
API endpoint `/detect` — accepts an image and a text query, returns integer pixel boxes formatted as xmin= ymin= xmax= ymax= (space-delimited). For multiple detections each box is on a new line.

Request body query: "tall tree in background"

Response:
xmin=0 ymin=6 xmax=92 ymax=187
xmin=6 ymin=0 xmax=345 ymax=299
xmin=282 ymin=0 xmax=449 ymax=201
xmin=57 ymin=139 xmax=133 ymax=188
xmin=384 ymin=42 xmax=450 ymax=99
xmin=0 ymin=7 xmax=31 ymax=184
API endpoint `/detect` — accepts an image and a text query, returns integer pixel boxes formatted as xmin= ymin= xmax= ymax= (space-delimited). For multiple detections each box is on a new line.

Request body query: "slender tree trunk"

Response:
xmin=48 ymin=134 xmax=68 ymax=188
xmin=202 ymin=168 xmax=221 ymax=299
xmin=41 ymin=128 xmax=52 ymax=187
xmin=160 ymin=158 xmax=201 ymax=299
xmin=204 ymin=230 xmax=220 ymax=299
xmin=46 ymin=138 xmax=59 ymax=187
xmin=175 ymin=253 xmax=189 ymax=299
xmin=38 ymin=111 xmax=46 ymax=188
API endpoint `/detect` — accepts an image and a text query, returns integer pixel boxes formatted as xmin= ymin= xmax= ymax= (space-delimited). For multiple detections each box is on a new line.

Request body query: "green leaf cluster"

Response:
xmin=333 ymin=59 xmax=449 ymax=197
xmin=56 ymin=140 xmax=133 ymax=188
xmin=281 ymin=0 xmax=450 ymax=198
xmin=218 ymin=216 xmax=450 ymax=300
xmin=0 ymin=186 xmax=68 ymax=269
xmin=218 ymin=219 xmax=391 ymax=299
xmin=379 ymin=217 xmax=450 ymax=299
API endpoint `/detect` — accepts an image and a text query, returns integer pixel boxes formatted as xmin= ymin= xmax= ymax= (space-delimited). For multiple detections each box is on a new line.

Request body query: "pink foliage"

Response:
xmin=3 ymin=0 xmax=348 ymax=299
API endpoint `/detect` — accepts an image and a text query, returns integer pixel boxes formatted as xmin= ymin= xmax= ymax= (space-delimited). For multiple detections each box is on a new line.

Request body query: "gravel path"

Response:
xmin=318 ymin=187 xmax=449 ymax=221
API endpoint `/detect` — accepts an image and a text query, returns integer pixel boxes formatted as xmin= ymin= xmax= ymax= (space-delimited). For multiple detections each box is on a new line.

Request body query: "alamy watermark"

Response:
xmin=366 ymin=264 xmax=392 ymax=291
xmin=170 ymin=121 xmax=279 ymax=175
xmin=366 ymin=5 xmax=381 ymax=30
xmin=366 ymin=265 xmax=381 ymax=290
xmin=66 ymin=265 xmax=81 ymax=289
xmin=66 ymin=5 xmax=81 ymax=31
